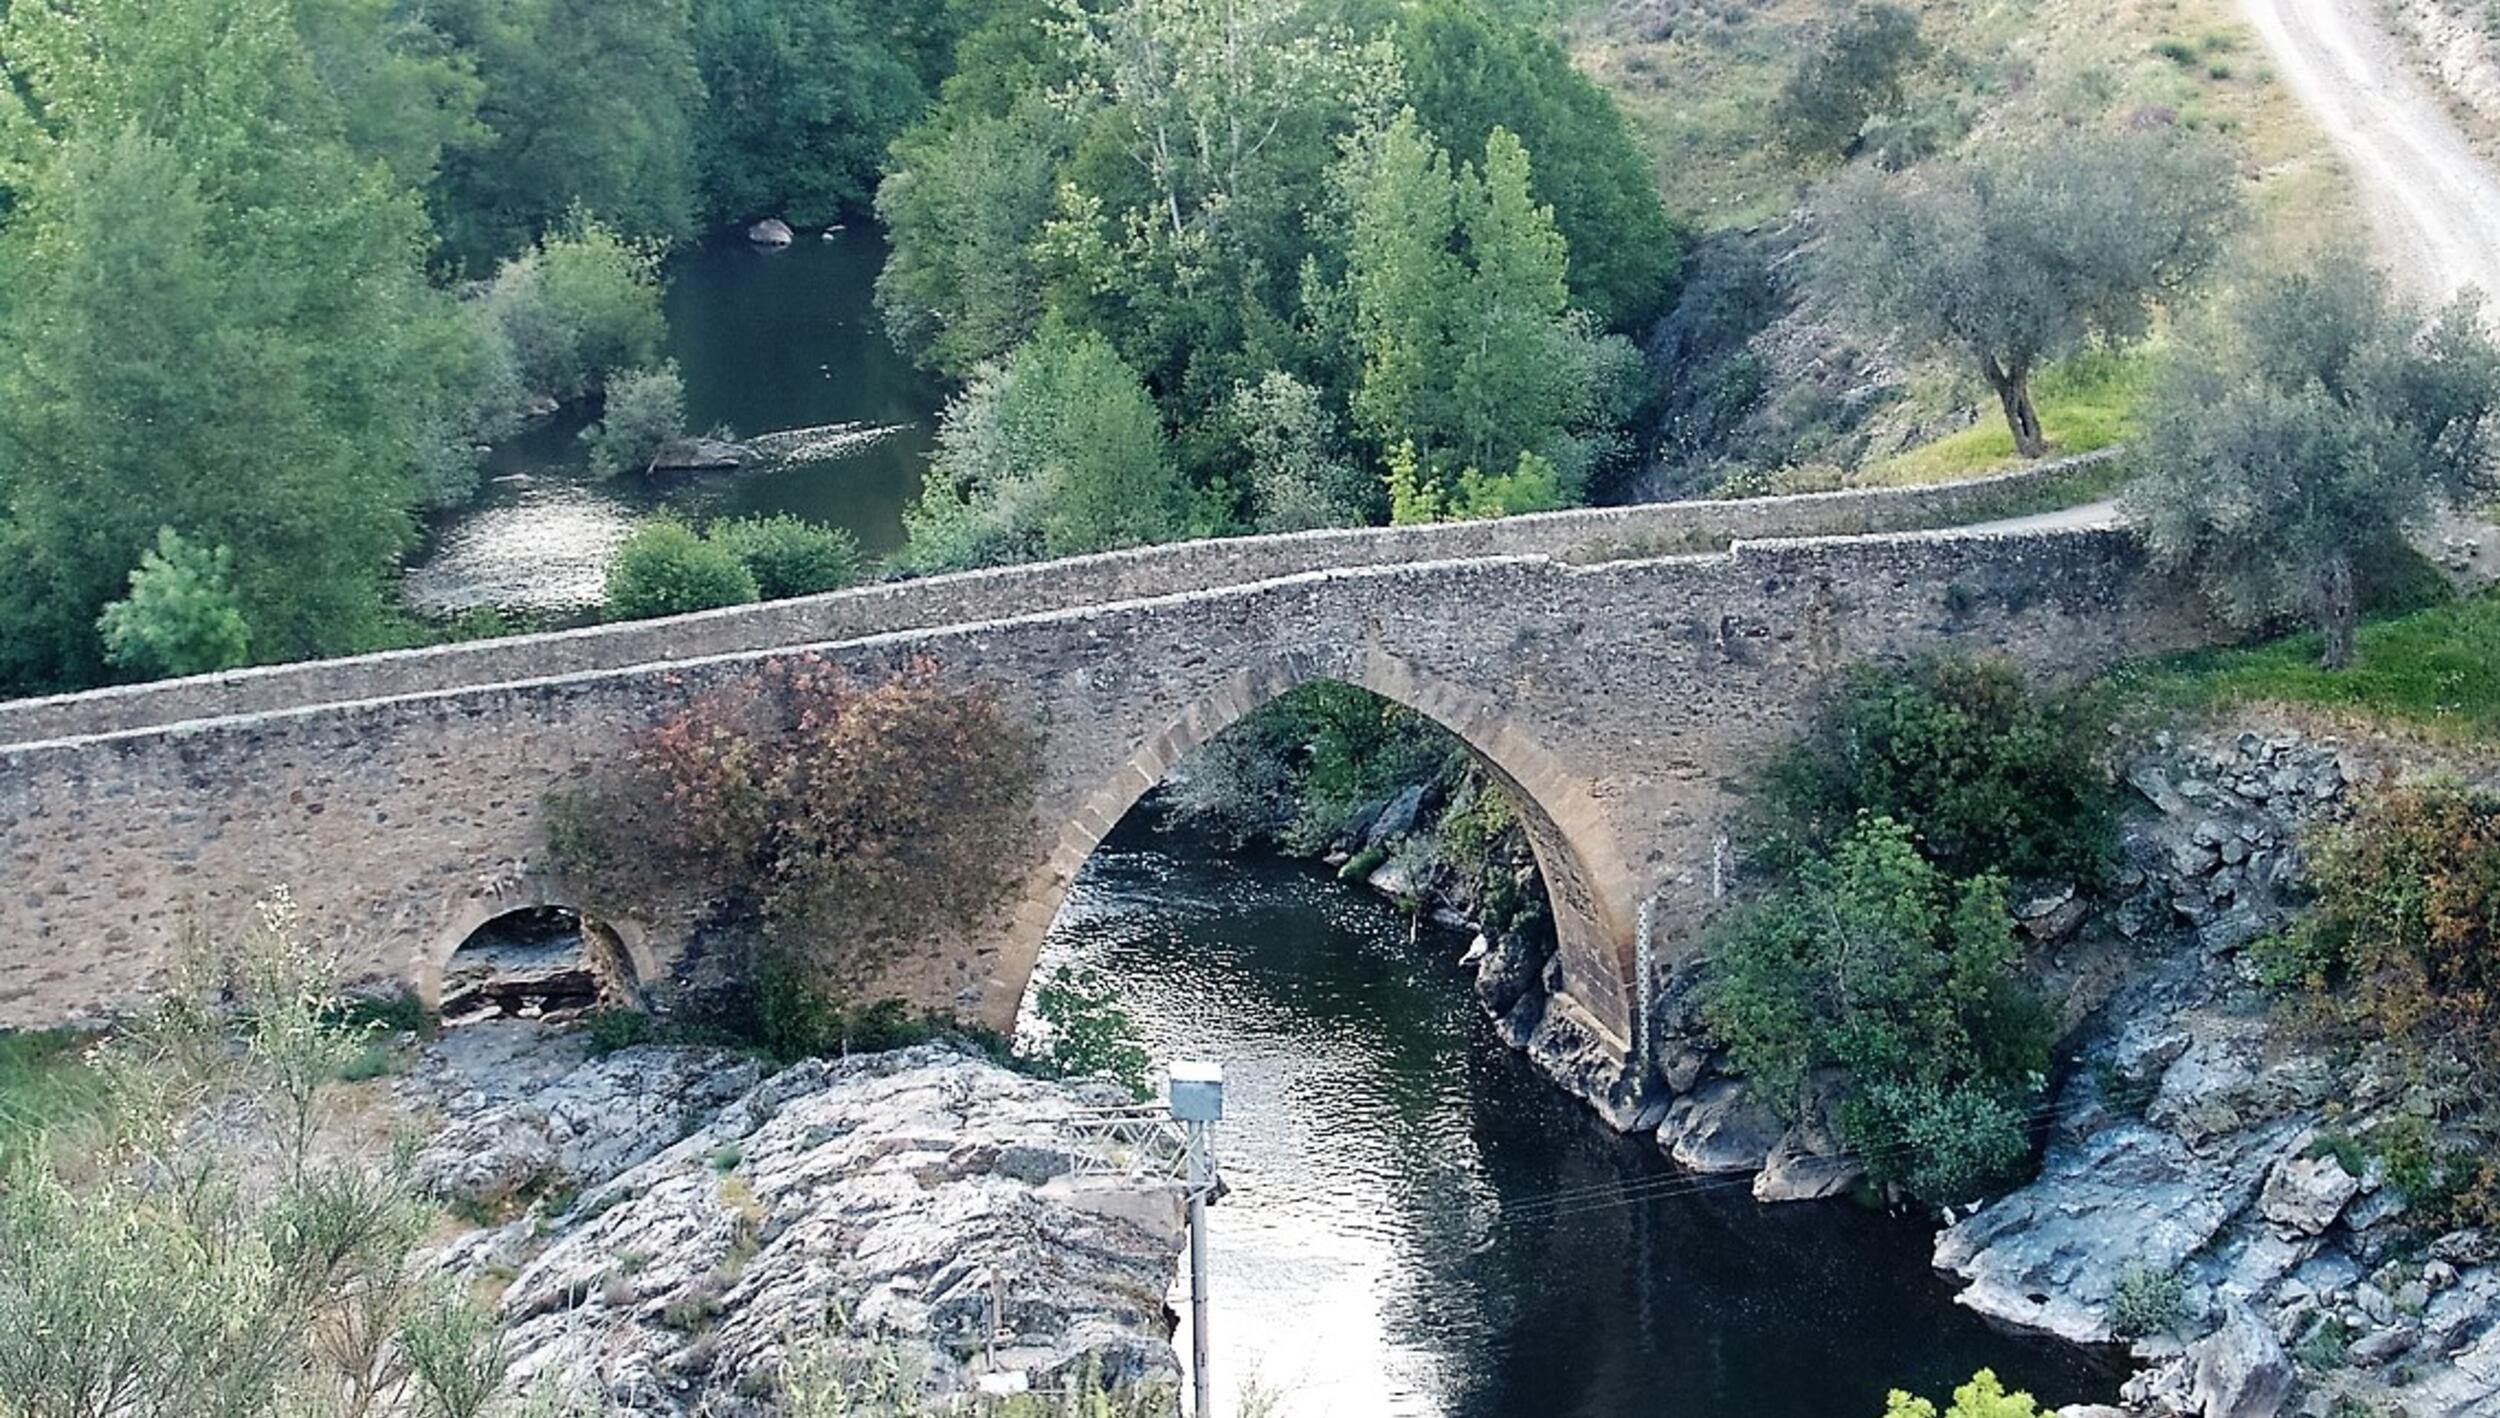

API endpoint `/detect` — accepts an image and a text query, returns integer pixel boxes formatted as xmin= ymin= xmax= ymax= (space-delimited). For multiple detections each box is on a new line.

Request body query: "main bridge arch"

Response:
xmin=988 ymin=643 xmax=1643 ymax=1053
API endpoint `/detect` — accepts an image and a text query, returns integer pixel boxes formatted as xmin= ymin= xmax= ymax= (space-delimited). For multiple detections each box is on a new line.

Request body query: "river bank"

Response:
xmin=1239 ymin=707 xmax=2500 ymax=1417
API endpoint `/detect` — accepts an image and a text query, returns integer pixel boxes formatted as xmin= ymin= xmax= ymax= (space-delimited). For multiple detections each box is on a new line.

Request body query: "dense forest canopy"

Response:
xmin=0 ymin=0 xmax=1674 ymax=695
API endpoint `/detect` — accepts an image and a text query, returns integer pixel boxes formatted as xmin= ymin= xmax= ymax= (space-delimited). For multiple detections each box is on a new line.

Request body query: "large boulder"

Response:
xmin=2187 ymin=1304 xmax=2292 ymax=1418
xmin=2257 ymin=1151 xmax=2361 ymax=1236
xmin=746 ymin=217 xmax=794 ymax=246
xmin=1656 ymin=1078 xmax=1783 ymax=1175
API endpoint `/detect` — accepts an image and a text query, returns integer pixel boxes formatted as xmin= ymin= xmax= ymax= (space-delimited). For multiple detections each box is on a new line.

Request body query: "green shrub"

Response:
xmin=2275 ymin=787 xmax=2500 ymax=1089
xmin=582 ymin=1008 xmax=655 ymax=1055
xmin=1704 ymin=816 xmax=2051 ymax=1203
xmin=604 ymin=516 xmax=759 ymax=620
xmin=2111 ymin=1260 xmax=2187 ymax=1337
xmin=1753 ymin=657 xmax=2111 ymax=882
xmin=1031 ymin=967 xmax=1151 ymax=1098
xmin=709 ymin=515 xmax=863 ymax=600
xmin=583 ymin=363 xmax=688 ymax=476
xmin=95 ymin=528 xmax=252 ymax=680
xmin=1884 ymin=1369 xmax=2050 ymax=1418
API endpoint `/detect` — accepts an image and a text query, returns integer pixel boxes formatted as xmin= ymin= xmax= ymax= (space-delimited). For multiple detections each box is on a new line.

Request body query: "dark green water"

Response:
xmin=1034 ymin=816 xmax=2115 ymax=1418
xmin=404 ymin=226 xmax=942 ymax=615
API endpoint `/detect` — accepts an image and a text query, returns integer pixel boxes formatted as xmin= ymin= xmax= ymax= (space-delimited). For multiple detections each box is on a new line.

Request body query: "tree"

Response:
xmin=1393 ymin=0 xmax=1682 ymax=329
xmin=709 ymin=515 xmax=863 ymax=598
xmin=690 ymin=0 xmax=928 ymax=226
xmin=581 ymin=363 xmax=688 ymax=476
xmin=429 ymin=0 xmax=704 ymax=269
xmin=1771 ymin=4 xmax=1926 ymax=164
xmin=1815 ymin=127 xmax=2240 ymax=457
xmin=96 ymin=529 xmax=253 ymax=681
xmin=903 ymin=325 xmax=1194 ymax=570
xmin=1883 ymin=1370 xmax=2049 ymax=1418
xmin=1227 ymin=371 xmax=1374 ymax=531
xmin=1704 ymin=816 xmax=2050 ymax=1202
xmin=2129 ymin=260 xmax=2500 ymax=667
xmin=0 ymin=0 xmax=459 ymax=690
xmin=1343 ymin=113 xmax=1636 ymax=500
xmin=604 ymin=516 xmax=759 ymax=619
xmin=875 ymin=95 xmax=1070 ymax=377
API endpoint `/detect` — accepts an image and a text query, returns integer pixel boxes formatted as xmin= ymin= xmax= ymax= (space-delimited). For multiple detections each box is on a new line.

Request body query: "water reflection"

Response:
xmin=1032 ymin=818 xmax=2114 ymax=1418
xmin=405 ymin=226 xmax=942 ymax=616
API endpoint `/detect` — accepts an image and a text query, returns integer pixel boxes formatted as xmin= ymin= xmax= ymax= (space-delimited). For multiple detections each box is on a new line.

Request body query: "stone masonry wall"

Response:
xmin=0 ymin=455 xmax=2111 ymax=747
xmin=0 ymin=515 xmax=2210 ymax=1064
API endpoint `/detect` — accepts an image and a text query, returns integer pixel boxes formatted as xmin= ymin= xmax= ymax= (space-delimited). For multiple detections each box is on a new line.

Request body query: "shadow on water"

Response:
xmin=404 ymin=225 xmax=943 ymax=617
xmin=1033 ymin=812 xmax=2118 ymax=1418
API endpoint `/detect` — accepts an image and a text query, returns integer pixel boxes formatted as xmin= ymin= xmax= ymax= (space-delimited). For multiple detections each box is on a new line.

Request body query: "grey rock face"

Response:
xmin=453 ymin=1043 xmax=1185 ymax=1414
xmin=2188 ymin=1303 xmax=2292 ymax=1418
xmin=1657 ymin=1078 xmax=1784 ymax=1175
xmin=407 ymin=1026 xmax=766 ymax=1204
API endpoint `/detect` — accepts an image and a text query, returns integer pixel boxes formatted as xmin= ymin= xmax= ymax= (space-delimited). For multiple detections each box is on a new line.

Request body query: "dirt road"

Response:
xmin=2239 ymin=0 xmax=2500 ymax=303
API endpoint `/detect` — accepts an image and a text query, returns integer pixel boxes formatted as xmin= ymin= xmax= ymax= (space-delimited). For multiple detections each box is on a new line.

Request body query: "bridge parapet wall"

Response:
xmin=0 ymin=455 xmax=2113 ymax=747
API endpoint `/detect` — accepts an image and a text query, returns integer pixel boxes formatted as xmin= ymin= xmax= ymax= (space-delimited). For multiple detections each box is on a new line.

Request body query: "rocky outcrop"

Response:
xmin=648 ymin=435 xmax=755 ymax=472
xmin=409 ymin=1028 xmax=1185 ymax=1412
xmin=1933 ymin=730 xmax=2500 ymax=1418
xmin=746 ymin=218 xmax=794 ymax=247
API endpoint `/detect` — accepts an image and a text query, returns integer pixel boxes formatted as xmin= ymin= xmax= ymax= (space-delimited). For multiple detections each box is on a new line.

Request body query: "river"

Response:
xmin=1032 ymin=815 xmax=2115 ymax=1418
xmin=402 ymin=226 xmax=941 ymax=617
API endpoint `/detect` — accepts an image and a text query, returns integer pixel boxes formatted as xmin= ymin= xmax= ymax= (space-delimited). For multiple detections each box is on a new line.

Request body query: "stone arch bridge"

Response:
xmin=0 ymin=460 xmax=2210 ymax=1107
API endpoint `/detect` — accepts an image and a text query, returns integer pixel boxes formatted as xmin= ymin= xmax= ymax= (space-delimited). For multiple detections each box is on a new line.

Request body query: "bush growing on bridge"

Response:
xmin=1704 ymin=816 xmax=2051 ymax=1203
xmin=545 ymin=656 xmax=1042 ymax=1002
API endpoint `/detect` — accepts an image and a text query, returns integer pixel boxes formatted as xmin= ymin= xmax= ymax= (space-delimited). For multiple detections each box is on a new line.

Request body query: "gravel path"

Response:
xmin=2239 ymin=0 xmax=2500 ymax=303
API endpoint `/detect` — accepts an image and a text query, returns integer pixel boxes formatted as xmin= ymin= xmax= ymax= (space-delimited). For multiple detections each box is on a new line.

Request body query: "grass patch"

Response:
xmin=0 ymin=1029 xmax=104 ymax=1160
xmin=1863 ymin=346 xmax=2155 ymax=486
xmin=2124 ymin=590 xmax=2500 ymax=739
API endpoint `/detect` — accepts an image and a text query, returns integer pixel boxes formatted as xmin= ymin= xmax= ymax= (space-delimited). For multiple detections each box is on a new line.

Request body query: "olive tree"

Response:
xmin=2128 ymin=260 xmax=2500 ymax=667
xmin=1815 ymin=127 xmax=2240 ymax=457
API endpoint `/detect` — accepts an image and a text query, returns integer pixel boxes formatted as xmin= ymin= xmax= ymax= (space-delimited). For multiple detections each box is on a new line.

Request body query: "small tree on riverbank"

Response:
xmin=2128 ymin=258 xmax=2500 ymax=668
xmin=1814 ymin=126 xmax=2239 ymax=458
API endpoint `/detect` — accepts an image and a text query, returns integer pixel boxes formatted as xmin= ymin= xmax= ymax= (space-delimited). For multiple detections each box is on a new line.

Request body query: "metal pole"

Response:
xmin=1186 ymin=1117 xmax=1212 ymax=1418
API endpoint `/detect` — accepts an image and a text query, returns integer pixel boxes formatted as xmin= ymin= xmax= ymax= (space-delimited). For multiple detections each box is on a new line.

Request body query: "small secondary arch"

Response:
xmin=419 ymin=882 xmax=657 ymax=1023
